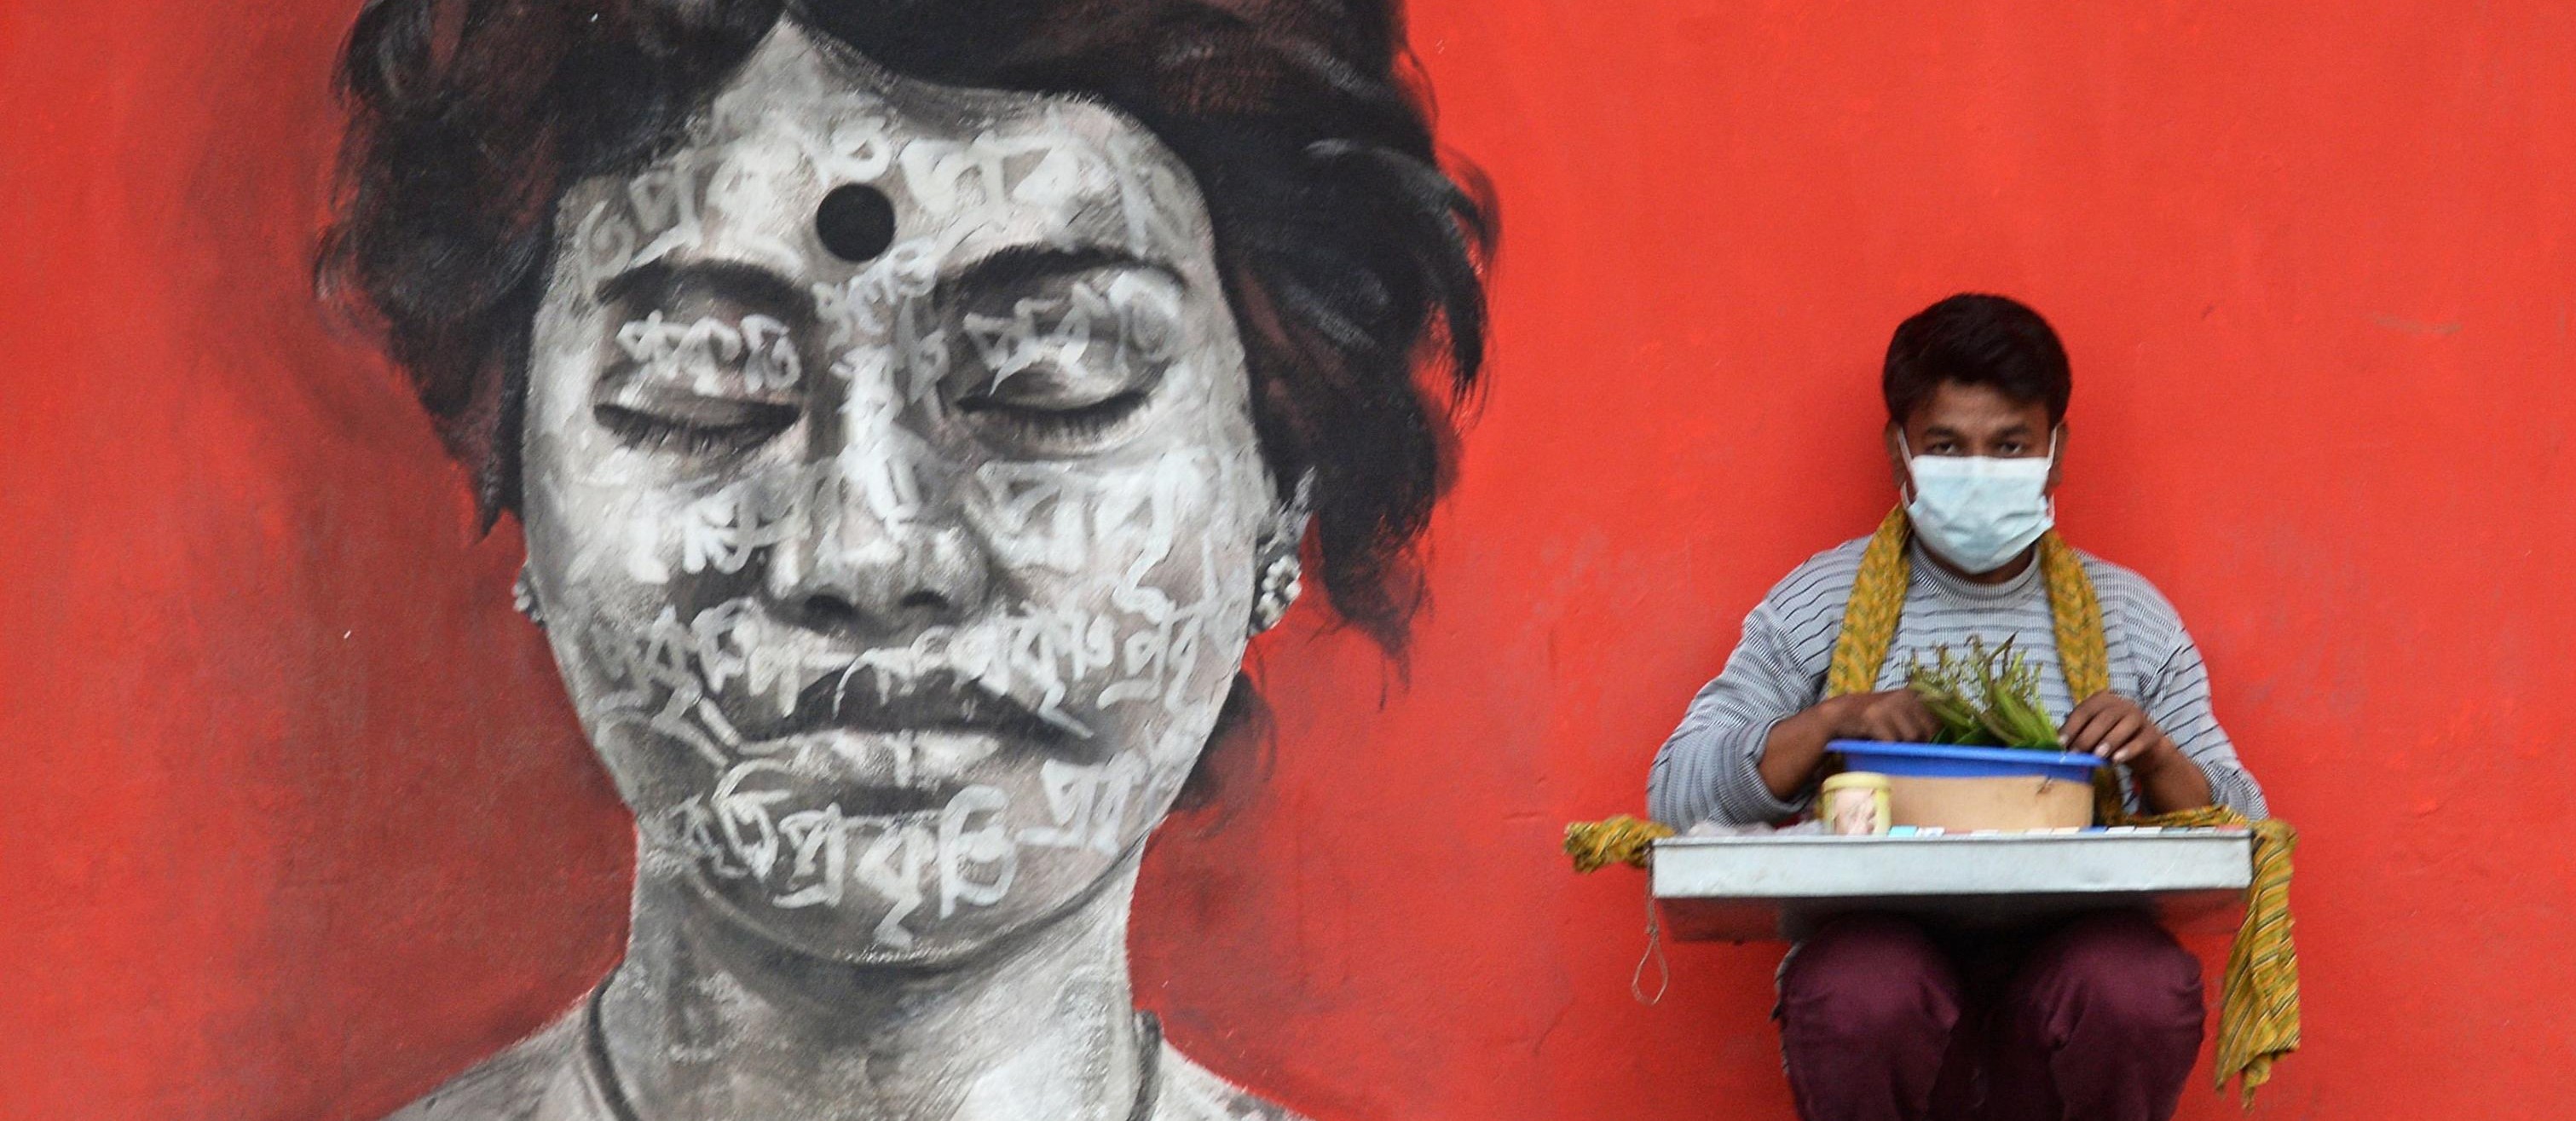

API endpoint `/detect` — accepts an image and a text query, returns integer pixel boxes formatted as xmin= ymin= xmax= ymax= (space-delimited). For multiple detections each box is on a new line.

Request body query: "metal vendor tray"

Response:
xmin=1650 ymin=829 xmax=2254 ymax=943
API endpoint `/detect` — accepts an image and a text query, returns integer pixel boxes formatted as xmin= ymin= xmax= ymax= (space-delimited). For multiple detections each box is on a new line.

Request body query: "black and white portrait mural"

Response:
xmin=319 ymin=0 xmax=1490 ymax=1117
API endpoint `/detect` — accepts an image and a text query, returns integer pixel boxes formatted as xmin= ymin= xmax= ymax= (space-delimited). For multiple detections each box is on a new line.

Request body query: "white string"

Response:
xmin=1630 ymin=887 xmax=1669 ymax=1005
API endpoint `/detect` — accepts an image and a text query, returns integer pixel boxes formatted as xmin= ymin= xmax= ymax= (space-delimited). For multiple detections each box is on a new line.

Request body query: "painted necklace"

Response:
xmin=581 ymin=983 xmax=1166 ymax=1121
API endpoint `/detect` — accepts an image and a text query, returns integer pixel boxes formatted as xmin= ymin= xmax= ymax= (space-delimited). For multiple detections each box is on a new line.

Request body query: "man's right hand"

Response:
xmin=1826 ymin=689 xmax=1941 ymax=743
xmin=1758 ymin=689 xmax=1941 ymax=801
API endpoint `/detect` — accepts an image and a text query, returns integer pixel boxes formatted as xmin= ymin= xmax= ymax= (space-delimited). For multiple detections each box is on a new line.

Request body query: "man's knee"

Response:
xmin=2013 ymin=911 xmax=2205 ymax=1042
xmin=1780 ymin=914 xmax=1962 ymax=1041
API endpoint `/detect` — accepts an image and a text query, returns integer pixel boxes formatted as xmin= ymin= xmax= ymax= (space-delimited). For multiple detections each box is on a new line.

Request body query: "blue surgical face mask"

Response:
xmin=1899 ymin=430 xmax=2059 ymax=574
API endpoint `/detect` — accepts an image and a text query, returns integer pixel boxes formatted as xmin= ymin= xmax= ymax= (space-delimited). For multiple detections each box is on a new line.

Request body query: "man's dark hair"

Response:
xmin=1881 ymin=293 xmax=2070 ymax=428
xmin=319 ymin=0 xmax=1493 ymax=654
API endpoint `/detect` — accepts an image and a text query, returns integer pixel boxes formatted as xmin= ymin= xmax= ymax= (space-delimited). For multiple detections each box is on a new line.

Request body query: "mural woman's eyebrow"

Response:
xmin=597 ymin=259 xmax=813 ymax=317
xmin=937 ymin=244 xmax=1181 ymax=303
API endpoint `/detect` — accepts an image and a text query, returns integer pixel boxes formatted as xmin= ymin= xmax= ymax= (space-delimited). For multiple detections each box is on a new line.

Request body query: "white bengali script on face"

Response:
xmin=521 ymin=30 xmax=1269 ymax=956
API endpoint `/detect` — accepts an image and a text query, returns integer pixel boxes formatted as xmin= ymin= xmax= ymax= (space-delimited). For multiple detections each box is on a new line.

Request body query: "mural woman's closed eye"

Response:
xmin=590 ymin=326 xmax=806 ymax=457
xmin=593 ymin=394 xmax=801 ymax=457
xmin=591 ymin=263 xmax=816 ymax=459
xmin=953 ymin=268 xmax=1185 ymax=453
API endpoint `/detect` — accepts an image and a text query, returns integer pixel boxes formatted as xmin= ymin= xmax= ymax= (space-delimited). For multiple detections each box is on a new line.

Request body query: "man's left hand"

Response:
xmin=2060 ymin=693 xmax=2180 ymax=771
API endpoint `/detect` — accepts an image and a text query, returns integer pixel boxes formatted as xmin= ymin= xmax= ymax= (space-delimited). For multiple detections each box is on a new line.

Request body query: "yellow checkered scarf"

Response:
xmin=1831 ymin=509 xmax=2300 ymax=1105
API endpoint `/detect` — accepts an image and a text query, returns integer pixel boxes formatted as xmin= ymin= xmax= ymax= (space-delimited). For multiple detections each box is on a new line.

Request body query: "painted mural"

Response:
xmin=20 ymin=2 xmax=2576 ymax=1118
xmin=318 ymin=2 xmax=1490 ymax=1117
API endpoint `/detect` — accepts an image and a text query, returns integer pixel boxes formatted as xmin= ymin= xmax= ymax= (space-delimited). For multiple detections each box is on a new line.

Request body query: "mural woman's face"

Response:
xmin=518 ymin=23 xmax=1274 ymax=965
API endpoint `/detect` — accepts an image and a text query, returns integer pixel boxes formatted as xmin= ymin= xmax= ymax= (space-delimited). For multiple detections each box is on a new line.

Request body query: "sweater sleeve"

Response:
xmin=2135 ymin=631 xmax=2269 ymax=819
xmin=1647 ymin=597 xmax=1827 ymax=828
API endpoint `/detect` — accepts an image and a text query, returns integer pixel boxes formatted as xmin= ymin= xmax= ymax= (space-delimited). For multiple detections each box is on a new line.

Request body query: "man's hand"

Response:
xmin=2059 ymin=693 xmax=2179 ymax=770
xmin=1828 ymin=690 xmax=1942 ymax=743
xmin=2060 ymin=692 xmax=2215 ymax=812
xmin=1756 ymin=689 xmax=1940 ymax=801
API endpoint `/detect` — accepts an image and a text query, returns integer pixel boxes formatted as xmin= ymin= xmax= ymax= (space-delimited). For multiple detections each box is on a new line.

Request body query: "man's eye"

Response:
xmin=595 ymin=400 xmax=797 ymax=455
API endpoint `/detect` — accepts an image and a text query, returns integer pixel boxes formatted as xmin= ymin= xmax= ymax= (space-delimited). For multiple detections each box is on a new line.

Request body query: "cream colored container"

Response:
xmin=1819 ymin=771 xmax=1894 ymax=835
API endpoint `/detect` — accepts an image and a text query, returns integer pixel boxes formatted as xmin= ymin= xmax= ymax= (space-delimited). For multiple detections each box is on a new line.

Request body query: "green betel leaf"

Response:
xmin=1903 ymin=638 xmax=2061 ymax=751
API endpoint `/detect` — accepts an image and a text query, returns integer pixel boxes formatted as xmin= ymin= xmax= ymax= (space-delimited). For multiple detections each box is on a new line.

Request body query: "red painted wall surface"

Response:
xmin=3 ymin=2 xmax=2570 ymax=1118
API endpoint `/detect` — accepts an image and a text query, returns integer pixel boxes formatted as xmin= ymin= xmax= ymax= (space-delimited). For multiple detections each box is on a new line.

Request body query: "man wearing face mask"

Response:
xmin=1649 ymin=294 xmax=2266 ymax=1121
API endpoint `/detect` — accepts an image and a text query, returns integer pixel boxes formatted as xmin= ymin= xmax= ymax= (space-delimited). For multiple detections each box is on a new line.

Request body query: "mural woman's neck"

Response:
xmin=598 ymin=856 xmax=1154 ymax=1121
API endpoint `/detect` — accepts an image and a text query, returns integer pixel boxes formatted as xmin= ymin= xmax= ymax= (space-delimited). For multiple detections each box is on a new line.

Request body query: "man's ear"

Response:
xmin=2046 ymin=423 xmax=2070 ymax=493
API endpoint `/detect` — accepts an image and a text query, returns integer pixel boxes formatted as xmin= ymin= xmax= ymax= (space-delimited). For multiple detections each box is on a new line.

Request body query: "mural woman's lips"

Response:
xmin=754 ymin=662 xmax=1077 ymax=748
xmin=728 ymin=663 xmax=1076 ymax=814
xmin=757 ymin=727 xmax=1000 ymax=813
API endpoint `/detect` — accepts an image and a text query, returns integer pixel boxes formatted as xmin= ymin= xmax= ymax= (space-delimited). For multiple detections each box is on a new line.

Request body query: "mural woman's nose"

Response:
xmin=765 ymin=385 xmax=996 ymax=635
xmin=765 ymin=473 xmax=996 ymax=635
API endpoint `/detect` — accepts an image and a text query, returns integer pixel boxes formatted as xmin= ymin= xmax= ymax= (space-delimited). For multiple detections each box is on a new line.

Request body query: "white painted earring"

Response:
xmin=513 ymin=564 xmax=545 ymax=627
xmin=1250 ymin=469 xmax=1316 ymax=635
xmin=1251 ymin=553 xmax=1303 ymax=634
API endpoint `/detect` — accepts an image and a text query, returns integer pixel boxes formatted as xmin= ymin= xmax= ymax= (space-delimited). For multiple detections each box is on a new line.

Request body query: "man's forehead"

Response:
xmin=1920 ymin=409 xmax=2043 ymax=430
xmin=1915 ymin=383 xmax=2049 ymax=426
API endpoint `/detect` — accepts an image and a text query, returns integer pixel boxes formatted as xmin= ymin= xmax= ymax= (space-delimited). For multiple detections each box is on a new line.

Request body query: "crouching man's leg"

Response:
xmin=1985 ymin=910 xmax=2205 ymax=1121
xmin=1776 ymin=914 xmax=1962 ymax=1121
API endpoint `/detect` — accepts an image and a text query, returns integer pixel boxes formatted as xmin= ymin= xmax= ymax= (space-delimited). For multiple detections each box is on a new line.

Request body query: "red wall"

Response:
xmin=4 ymin=2 xmax=2571 ymax=1118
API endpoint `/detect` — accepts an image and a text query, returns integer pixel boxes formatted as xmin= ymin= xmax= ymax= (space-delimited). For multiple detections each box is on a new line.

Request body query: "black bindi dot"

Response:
xmin=815 ymin=182 xmax=897 ymax=263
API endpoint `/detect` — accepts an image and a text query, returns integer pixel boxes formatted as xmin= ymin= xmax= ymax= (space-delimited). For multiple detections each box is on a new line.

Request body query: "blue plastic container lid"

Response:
xmin=1828 ymin=740 xmax=2106 ymax=782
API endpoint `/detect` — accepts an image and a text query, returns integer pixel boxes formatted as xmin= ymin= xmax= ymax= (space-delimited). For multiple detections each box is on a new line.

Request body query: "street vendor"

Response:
xmin=1647 ymin=293 xmax=2267 ymax=1121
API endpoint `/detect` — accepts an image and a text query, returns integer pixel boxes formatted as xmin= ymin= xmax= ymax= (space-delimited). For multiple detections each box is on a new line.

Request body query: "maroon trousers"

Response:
xmin=1775 ymin=911 xmax=2205 ymax=1121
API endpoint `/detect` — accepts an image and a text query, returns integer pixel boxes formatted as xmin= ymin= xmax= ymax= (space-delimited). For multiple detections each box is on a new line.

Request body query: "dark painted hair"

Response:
xmin=1881 ymin=293 xmax=2070 ymax=428
xmin=320 ymin=0 xmax=1493 ymax=654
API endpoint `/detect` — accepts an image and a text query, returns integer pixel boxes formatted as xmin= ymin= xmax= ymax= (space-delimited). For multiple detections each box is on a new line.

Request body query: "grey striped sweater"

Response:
xmin=1647 ymin=537 xmax=2267 ymax=827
